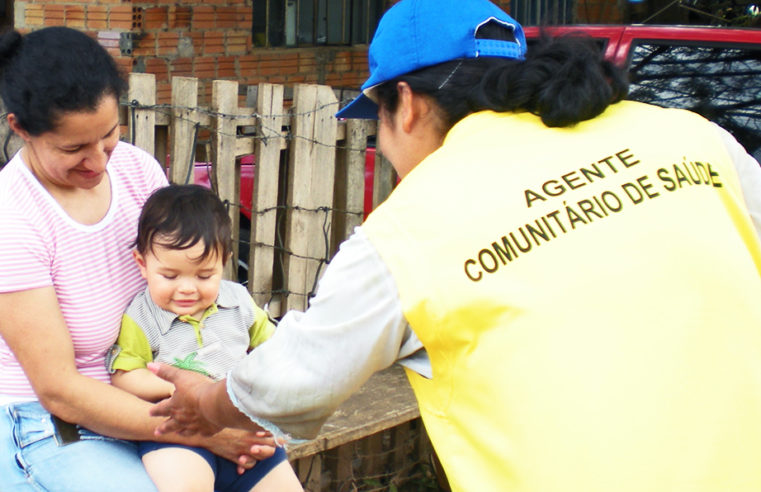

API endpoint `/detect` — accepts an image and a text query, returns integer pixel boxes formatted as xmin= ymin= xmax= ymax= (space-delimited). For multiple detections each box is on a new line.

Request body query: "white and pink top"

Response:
xmin=0 ymin=141 xmax=167 ymax=404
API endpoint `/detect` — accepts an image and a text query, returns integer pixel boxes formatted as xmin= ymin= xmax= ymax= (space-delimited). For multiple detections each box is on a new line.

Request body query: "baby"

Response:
xmin=109 ymin=184 xmax=301 ymax=492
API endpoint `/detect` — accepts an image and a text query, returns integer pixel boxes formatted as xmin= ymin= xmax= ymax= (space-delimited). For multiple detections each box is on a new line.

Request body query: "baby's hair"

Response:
xmin=135 ymin=184 xmax=233 ymax=265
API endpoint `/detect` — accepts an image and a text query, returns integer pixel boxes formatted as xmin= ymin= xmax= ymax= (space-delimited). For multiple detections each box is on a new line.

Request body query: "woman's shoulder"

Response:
xmin=109 ymin=140 xmax=162 ymax=170
xmin=108 ymin=141 xmax=168 ymax=191
xmin=0 ymin=154 xmax=42 ymax=218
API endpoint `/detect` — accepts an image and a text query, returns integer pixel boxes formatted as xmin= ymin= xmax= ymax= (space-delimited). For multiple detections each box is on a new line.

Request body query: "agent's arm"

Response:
xmin=151 ymin=228 xmax=423 ymax=440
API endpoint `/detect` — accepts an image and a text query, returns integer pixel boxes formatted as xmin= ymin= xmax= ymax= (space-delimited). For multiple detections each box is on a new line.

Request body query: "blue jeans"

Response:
xmin=0 ymin=401 xmax=158 ymax=491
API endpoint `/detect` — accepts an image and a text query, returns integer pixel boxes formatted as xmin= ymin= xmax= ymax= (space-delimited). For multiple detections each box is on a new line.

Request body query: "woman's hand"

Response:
xmin=202 ymin=428 xmax=278 ymax=474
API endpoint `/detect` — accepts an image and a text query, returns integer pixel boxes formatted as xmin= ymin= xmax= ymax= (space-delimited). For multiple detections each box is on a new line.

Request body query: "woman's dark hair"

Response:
xmin=0 ymin=27 xmax=127 ymax=136
xmin=375 ymin=31 xmax=629 ymax=133
xmin=135 ymin=184 xmax=233 ymax=265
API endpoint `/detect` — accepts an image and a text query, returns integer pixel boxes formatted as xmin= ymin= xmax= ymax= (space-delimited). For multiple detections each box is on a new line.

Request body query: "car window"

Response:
xmin=626 ymin=41 xmax=761 ymax=160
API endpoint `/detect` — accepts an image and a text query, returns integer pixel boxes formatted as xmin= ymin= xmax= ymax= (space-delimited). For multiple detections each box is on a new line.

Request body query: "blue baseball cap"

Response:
xmin=336 ymin=0 xmax=526 ymax=120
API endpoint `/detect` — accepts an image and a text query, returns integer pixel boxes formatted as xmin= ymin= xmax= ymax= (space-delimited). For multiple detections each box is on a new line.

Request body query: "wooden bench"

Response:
xmin=286 ymin=365 xmax=441 ymax=490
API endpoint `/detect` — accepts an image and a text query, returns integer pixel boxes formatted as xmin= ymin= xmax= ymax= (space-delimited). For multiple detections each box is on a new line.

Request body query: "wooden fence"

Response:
xmin=125 ymin=72 xmax=398 ymax=316
xmin=124 ymin=74 xmax=443 ymax=491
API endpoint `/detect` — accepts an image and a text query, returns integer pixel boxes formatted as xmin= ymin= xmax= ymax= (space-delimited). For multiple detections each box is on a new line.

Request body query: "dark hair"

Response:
xmin=0 ymin=27 xmax=127 ymax=136
xmin=135 ymin=185 xmax=233 ymax=265
xmin=375 ymin=32 xmax=629 ymax=133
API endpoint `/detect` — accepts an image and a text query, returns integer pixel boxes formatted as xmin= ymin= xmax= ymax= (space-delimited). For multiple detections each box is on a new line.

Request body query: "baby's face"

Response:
xmin=134 ymin=241 xmax=225 ymax=319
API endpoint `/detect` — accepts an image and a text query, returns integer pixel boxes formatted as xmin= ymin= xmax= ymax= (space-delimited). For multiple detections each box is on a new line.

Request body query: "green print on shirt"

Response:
xmin=172 ymin=352 xmax=210 ymax=377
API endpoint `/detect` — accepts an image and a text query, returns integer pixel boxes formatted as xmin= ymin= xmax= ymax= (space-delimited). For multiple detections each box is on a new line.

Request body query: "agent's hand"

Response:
xmin=148 ymin=362 xmax=221 ymax=437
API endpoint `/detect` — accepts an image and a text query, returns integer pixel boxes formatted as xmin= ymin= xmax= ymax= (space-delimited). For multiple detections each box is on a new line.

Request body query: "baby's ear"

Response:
xmin=133 ymin=250 xmax=148 ymax=279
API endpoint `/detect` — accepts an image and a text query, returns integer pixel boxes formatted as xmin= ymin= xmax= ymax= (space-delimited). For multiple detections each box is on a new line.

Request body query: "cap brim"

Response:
xmin=335 ymin=93 xmax=379 ymax=120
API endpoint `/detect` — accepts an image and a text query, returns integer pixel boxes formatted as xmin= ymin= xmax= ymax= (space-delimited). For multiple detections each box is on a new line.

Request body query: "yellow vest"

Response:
xmin=363 ymin=102 xmax=761 ymax=492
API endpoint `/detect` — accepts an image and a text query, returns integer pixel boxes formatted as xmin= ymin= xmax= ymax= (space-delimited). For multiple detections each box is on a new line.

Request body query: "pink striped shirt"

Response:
xmin=0 ymin=141 xmax=167 ymax=401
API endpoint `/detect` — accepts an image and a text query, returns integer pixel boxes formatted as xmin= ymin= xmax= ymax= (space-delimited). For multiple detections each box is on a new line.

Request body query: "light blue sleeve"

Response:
xmin=226 ymin=227 xmax=425 ymax=440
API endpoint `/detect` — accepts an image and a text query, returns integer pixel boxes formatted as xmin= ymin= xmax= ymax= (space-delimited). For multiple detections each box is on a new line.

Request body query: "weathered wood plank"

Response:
xmin=287 ymin=365 xmax=419 ymax=461
xmin=283 ymin=84 xmax=338 ymax=312
xmin=249 ymin=83 xmax=285 ymax=309
xmin=372 ymin=150 xmax=396 ymax=211
xmin=332 ymin=119 xmax=371 ymax=254
xmin=212 ymin=80 xmax=241 ymax=281
xmin=168 ymin=76 xmax=199 ymax=185
xmin=295 ymin=454 xmax=323 ymax=492
xmin=128 ymin=73 xmax=156 ymax=156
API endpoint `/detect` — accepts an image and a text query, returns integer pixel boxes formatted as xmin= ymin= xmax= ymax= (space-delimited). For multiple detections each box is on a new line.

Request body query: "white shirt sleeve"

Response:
xmin=715 ymin=122 xmax=761 ymax=240
xmin=226 ymin=227 xmax=425 ymax=439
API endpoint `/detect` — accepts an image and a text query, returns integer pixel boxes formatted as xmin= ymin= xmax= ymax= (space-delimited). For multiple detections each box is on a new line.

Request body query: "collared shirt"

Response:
xmin=110 ymin=280 xmax=273 ymax=381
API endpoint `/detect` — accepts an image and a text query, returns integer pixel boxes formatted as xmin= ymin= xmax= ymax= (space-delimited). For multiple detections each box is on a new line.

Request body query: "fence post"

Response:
xmin=283 ymin=84 xmax=338 ymax=312
xmin=333 ymin=119 xmax=372 ymax=252
xmin=127 ymin=73 xmax=156 ymax=156
xmin=212 ymin=80 xmax=241 ymax=281
xmin=169 ymin=76 xmax=200 ymax=185
xmin=372 ymin=151 xmax=396 ymax=211
xmin=249 ymin=83 xmax=285 ymax=310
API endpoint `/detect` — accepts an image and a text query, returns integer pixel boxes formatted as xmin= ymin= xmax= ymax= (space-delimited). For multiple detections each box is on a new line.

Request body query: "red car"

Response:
xmin=523 ymin=24 xmax=761 ymax=160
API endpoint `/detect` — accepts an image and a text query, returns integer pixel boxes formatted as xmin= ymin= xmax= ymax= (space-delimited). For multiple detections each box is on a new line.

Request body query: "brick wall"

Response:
xmin=15 ymin=0 xmax=381 ymax=105
xmin=13 ymin=0 xmax=619 ymax=105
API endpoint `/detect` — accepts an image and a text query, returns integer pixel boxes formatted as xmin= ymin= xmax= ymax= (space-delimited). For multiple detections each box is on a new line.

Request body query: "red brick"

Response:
xmin=112 ymin=55 xmax=129 ymax=70
xmin=24 ymin=4 xmax=44 ymax=26
xmin=170 ymin=6 xmax=192 ymax=29
xmin=65 ymin=6 xmax=86 ymax=28
xmin=87 ymin=6 xmax=108 ymax=30
xmin=217 ymin=7 xmax=239 ymax=28
xmin=332 ymin=53 xmax=351 ymax=72
xmin=170 ymin=58 xmax=194 ymax=77
xmin=132 ymin=32 xmax=157 ymax=57
xmin=238 ymin=54 xmax=259 ymax=74
xmin=145 ymin=58 xmax=170 ymax=82
xmin=44 ymin=5 xmax=65 ymax=26
xmin=194 ymin=56 xmax=217 ymax=79
xmin=192 ymin=7 xmax=216 ymax=29
xmin=217 ymin=56 xmax=237 ymax=78
xmin=157 ymin=32 xmax=180 ymax=56
xmin=203 ymin=31 xmax=225 ymax=55
xmin=237 ymin=6 xmax=253 ymax=26
xmin=226 ymin=31 xmax=248 ymax=55
xmin=109 ymin=6 xmax=134 ymax=30
xmin=156 ymin=82 xmax=172 ymax=105
xmin=143 ymin=7 xmax=168 ymax=30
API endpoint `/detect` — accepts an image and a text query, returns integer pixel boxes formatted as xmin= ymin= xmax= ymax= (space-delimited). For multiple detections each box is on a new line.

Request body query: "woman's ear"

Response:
xmin=6 ymin=113 xmax=31 ymax=141
xmin=396 ymin=82 xmax=416 ymax=133
xmin=396 ymin=81 xmax=436 ymax=134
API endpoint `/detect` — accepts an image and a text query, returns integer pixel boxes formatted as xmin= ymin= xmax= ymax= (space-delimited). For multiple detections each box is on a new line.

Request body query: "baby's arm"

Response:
xmin=112 ymin=368 xmax=174 ymax=402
